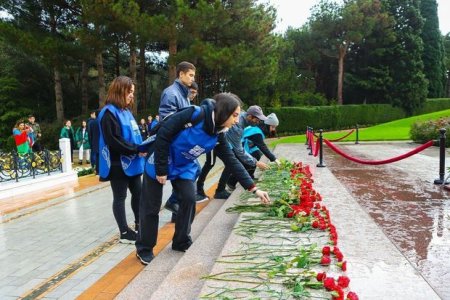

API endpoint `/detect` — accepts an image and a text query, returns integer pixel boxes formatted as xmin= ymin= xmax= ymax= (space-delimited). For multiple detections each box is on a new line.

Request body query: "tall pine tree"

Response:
xmin=385 ymin=0 xmax=427 ymax=114
xmin=420 ymin=0 xmax=446 ymax=97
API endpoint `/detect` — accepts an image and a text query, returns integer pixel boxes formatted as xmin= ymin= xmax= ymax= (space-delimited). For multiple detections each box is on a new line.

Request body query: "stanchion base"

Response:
xmin=434 ymin=179 xmax=450 ymax=185
xmin=316 ymin=163 xmax=326 ymax=168
xmin=355 ymin=142 xmax=359 ymax=144
xmin=308 ymin=153 xmax=313 ymax=156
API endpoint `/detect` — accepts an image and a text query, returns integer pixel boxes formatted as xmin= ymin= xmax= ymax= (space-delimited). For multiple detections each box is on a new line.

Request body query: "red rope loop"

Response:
xmin=323 ymin=140 xmax=434 ymax=165
xmin=328 ymin=129 xmax=355 ymax=142
xmin=313 ymin=129 xmax=355 ymax=141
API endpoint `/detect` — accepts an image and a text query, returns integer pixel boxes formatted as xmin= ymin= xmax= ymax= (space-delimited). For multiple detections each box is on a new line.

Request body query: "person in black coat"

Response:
xmin=135 ymin=93 xmax=271 ymax=265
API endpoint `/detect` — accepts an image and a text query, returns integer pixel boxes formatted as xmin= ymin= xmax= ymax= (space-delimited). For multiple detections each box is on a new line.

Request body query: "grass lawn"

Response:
xmin=271 ymin=109 xmax=450 ymax=147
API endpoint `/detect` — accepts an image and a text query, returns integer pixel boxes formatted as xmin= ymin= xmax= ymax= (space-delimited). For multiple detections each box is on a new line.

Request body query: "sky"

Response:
xmin=268 ymin=0 xmax=450 ymax=35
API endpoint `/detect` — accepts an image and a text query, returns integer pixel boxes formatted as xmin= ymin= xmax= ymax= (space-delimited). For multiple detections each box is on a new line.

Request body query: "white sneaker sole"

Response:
xmin=195 ymin=197 xmax=209 ymax=204
xmin=119 ymin=238 xmax=136 ymax=244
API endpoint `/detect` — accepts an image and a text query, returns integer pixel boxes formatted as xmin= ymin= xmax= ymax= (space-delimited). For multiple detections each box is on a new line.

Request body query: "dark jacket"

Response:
xmin=246 ymin=126 xmax=276 ymax=162
xmin=87 ymin=117 xmax=99 ymax=153
xmin=158 ymin=79 xmax=190 ymax=119
xmin=154 ymin=100 xmax=255 ymax=190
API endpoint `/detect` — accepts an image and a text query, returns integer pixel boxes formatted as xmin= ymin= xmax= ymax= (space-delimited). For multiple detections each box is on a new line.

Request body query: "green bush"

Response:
xmin=266 ymin=98 xmax=450 ymax=135
xmin=410 ymin=117 xmax=450 ymax=147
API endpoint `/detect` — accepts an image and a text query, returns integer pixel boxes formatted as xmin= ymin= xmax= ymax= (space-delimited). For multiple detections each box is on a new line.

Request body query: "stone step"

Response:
xmin=116 ymin=189 xmax=238 ymax=299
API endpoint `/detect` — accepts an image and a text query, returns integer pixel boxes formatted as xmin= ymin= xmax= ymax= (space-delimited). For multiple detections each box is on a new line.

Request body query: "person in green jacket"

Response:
xmin=60 ymin=120 xmax=75 ymax=163
xmin=75 ymin=120 xmax=91 ymax=165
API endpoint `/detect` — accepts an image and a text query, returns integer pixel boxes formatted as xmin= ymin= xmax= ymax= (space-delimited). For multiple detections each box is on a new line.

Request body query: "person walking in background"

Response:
xmin=150 ymin=115 xmax=159 ymax=129
xmin=147 ymin=115 xmax=153 ymax=132
xmin=75 ymin=120 xmax=90 ymax=165
xmin=12 ymin=120 xmax=32 ymax=155
xmin=60 ymin=120 xmax=75 ymax=163
xmin=138 ymin=118 xmax=149 ymax=140
xmin=135 ymin=93 xmax=271 ymax=265
xmin=97 ymin=76 xmax=145 ymax=244
xmin=87 ymin=110 xmax=99 ymax=172
xmin=26 ymin=114 xmax=42 ymax=152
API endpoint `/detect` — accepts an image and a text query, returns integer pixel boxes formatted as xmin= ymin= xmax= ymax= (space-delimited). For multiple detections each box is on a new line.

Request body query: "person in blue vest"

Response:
xmin=135 ymin=93 xmax=271 ymax=265
xmin=97 ymin=76 xmax=146 ymax=244
xmin=242 ymin=113 xmax=280 ymax=163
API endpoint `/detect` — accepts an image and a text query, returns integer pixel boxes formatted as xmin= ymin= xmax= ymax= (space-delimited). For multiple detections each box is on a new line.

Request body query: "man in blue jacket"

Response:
xmin=158 ymin=61 xmax=208 ymax=221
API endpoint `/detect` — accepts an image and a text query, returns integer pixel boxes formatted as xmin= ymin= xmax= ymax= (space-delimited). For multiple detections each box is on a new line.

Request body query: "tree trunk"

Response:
xmin=337 ymin=44 xmax=347 ymax=105
xmin=139 ymin=42 xmax=147 ymax=111
xmin=129 ymin=38 xmax=137 ymax=115
xmin=168 ymin=38 xmax=177 ymax=84
xmin=81 ymin=60 xmax=89 ymax=113
xmin=115 ymin=39 xmax=120 ymax=77
xmin=54 ymin=67 xmax=64 ymax=122
xmin=96 ymin=51 xmax=106 ymax=107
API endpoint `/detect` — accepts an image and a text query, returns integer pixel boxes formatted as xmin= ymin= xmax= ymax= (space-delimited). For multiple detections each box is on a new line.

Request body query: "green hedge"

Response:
xmin=267 ymin=99 xmax=450 ymax=135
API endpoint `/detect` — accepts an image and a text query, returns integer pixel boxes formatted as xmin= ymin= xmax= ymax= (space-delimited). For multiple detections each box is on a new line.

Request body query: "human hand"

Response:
xmin=138 ymin=152 xmax=147 ymax=157
xmin=274 ymin=159 xmax=281 ymax=166
xmin=156 ymin=175 xmax=167 ymax=185
xmin=254 ymin=189 xmax=271 ymax=204
xmin=256 ymin=161 xmax=269 ymax=170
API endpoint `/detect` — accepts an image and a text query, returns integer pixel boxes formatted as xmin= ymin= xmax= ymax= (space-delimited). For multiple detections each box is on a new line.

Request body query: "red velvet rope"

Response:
xmin=313 ymin=138 xmax=320 ymax=157
xmin=323 ymin=139 xmax=434 ymax=165
xmin=309 ymin=131 xmax=316 ymax=154
xmin=313 ymin=129 xmax=355 ymax=142
xmin=327 ymin=129 xmax=355 ymax=142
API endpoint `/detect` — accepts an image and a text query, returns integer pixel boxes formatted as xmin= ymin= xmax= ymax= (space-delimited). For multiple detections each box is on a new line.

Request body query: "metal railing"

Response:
xmin=0 ymin=150 xmax=62 ymax=182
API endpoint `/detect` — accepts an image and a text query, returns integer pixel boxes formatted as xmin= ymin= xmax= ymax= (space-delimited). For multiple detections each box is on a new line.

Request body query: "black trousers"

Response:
xmin=136 ymin=173 xmax=196 ymax=257
xmin=109 ymin=171 xmax=141 ymax=233
xmin=196 ymin=151 xmax=216 ymax=194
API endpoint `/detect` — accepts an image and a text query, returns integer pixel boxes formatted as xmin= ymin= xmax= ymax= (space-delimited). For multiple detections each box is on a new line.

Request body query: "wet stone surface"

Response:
xmin=324 ymin=143 xmax=450 ymax=298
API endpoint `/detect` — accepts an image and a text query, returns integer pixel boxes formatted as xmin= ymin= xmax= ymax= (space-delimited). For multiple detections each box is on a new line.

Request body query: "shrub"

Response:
xmin=410 ymin=117 xmax=450 ymax=147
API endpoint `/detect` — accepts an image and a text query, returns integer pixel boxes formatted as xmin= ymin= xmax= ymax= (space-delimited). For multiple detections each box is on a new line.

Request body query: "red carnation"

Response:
xmin=337 ymin=261 xmax=347 ymax=271
xmin=335 ymin=251 xmax=344 ymax=262
xmin=320 ymin=255 xmax=331 ymax=265
xmin=346 ymin=291 xmax=359 ymax=300
xmin=332 ymin=287 xmax=345 ymax=300
xmin=312 ymin=220 xmax=320 ymax=228
xmin=323 ymin=277 xmax=335 ymax=290
xmin=316 ymin=272 xmax=326 ymax=281
xmin=322 ymin=246 xmax=331 ymax=255
xmin=337 ymin=275 xmax=350 ymax=288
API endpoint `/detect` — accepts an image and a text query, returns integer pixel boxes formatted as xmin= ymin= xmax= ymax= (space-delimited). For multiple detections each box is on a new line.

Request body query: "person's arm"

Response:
xmin=226 ymin=126 xmax=257 ymax=167
xmin=101 ymin=110 xmax=139 ymax=156
xmin=248 ymin=134 xmax=276 ymax=162
xmin=154 ymin=107 xmax=196 ymax=177
xmin=215 ymin=133 xmax=271 ymax=204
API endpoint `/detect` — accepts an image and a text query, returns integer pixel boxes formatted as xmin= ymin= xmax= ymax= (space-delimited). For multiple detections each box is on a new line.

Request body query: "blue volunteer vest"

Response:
xmin=242 ymin=126 xmax=265 ymax=154
xmin=145 ymin=106 xmax=217 ymax=180
xmin=98 ymin=104 xmax=144 ymax=178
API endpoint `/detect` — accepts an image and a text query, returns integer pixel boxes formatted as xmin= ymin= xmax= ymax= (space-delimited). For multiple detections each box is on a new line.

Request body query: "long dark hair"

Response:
xmin=106 ymin=76 xmax=134 ymax=109
xmin=213 ymin=93 xmax=241 ymax=127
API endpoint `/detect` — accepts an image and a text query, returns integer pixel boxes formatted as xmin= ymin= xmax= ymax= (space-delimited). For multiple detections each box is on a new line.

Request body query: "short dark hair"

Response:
xmin=28 ymin=114 xmax=34 ymax=118
xmin=176 ymin=61 xmax=196 ymax=78
xmin=190 ymin=81 xmax=198 ymax=90
xmin=213 ymin=93 xmax=241 ymax=127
